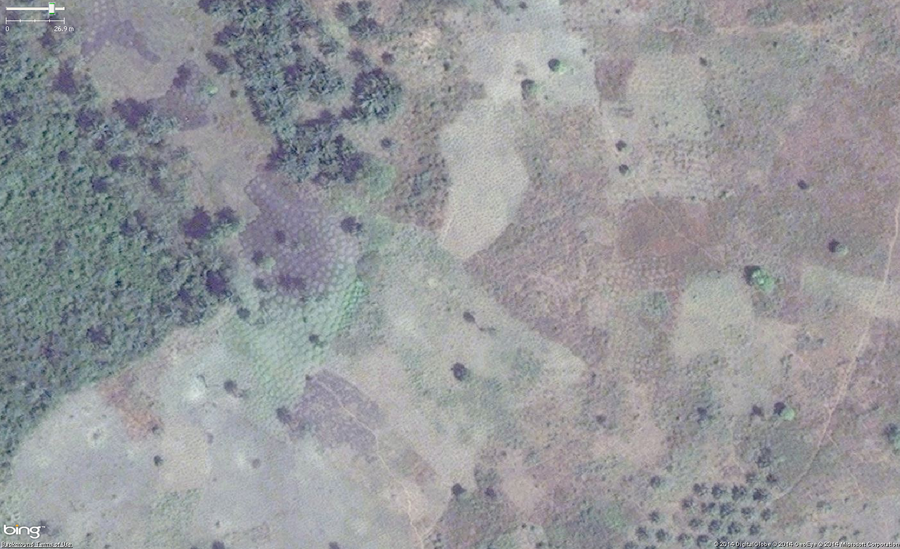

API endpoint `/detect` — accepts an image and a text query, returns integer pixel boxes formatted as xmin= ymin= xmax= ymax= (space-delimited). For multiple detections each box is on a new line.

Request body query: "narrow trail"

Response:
xmin=309 ymin=376 xmax=433 ymax=549
xmin=773 ymin=186 xmax=900 ymax=502
xmin=601 ymin=108 xmax=900 ymax=500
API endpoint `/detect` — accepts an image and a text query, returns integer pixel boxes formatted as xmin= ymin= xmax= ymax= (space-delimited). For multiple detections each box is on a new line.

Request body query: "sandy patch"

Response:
xmin=672 ymin=271 xmax=754 ymax=362
xmin=802 ymin=264 xmax=900 ymax=320
xmin=159 ymin=421 xmax=211 ymax=491
xmin=1 ymin=390 xmax=157 ymax=547
xmin=672 ymin=272 xmax=798 ymax=416
xmin=438 ymin=103 xmax=529 ymax=260
xmin=437 ymin=0 xmax=598 ymax=259
xmin=87 ymin=46 xmax=174 ymax=100
xmin=497 ymin=449 xmax=546 ymax=517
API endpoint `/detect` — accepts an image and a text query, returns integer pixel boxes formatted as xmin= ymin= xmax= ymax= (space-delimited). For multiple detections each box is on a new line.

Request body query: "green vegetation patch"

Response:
xmin=774 ymin=401 xmax=796 ymax=422
xmin=347 ymin=68 xmax=402 ymax=122
xmin=0 ymin=28 xmax=228 ymax=470
xmin=745 ymin=266 xmax=776 ymax=294
xmin=829 ymin=239 xmax=849 ymax=258
xmin=335 ymin=1 xmax=382 ymax=41
xmin=200 ymin=0 xmax=401 ymax=187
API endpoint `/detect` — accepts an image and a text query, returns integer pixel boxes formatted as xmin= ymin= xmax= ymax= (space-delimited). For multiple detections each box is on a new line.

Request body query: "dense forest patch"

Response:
xmin=0 ymin=28 xmax=230 ymax=470
xmin=200 ymin=0 xmax=402 ymax=187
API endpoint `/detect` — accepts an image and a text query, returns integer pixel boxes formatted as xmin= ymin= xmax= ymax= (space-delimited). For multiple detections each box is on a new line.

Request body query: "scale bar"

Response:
xmin=5 ymin=17 xmax=64 ymax=22
xmin=5 ymin=6 xmax=65 ymax=10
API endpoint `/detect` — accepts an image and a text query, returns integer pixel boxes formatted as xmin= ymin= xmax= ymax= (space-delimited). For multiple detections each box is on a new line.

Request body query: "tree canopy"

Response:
xmin=0 ymin=28 xmax=229 ymax=470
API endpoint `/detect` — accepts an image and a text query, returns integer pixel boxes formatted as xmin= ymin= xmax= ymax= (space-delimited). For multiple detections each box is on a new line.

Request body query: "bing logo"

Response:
xmin=3 ymin=524 xmax=44 ymax=539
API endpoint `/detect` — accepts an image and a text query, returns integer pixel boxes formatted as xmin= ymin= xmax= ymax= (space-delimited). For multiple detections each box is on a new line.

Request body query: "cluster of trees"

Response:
xmin=347 ymin=69 xmax=402 ymax=122
xmin=200 ymin=0 xmax=344 ymax=138
xmin=0 ymin=28 xmax=230 ymax=470
xmin=335 ymin=1 xmax=382 ymax=40
xmin=200 ymin=0 xmax=401 ymax=186
xmin=267 ymin=110 xmax=365 ymax=185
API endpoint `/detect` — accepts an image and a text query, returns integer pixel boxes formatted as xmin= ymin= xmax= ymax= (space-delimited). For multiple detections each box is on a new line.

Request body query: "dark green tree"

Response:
xmin=348 ymin=68 xmax=402 ymax=122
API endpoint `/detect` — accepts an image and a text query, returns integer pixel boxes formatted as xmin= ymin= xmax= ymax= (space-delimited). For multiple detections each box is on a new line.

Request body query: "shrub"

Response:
xmin=335 ymin=2 xmax=356 ymax=24
xmin=520 ymin=78 xmax=538 ymax=99
xmin=745 ymin=266 xmax=776 ymax=293
xmin=205 ymin=50 xmax=231 ymax=74
xmin=548 ymin=58 xmax=570 ymax=73
xmin=885 ymin=424 xmax=900 ymax=453
xmin=451 ymin=363 xmax=470 ymax=381
xmin=357 ymin=156 xmax=396 ymax=198
xmin=829 ymin=239 xmax=849 ymax=257
xmin=349 ymin=16 xmax=381 ymax=40
xmin=756 ymin=447 xmax=774 ymax=468
xmin=774 ymin=401 xmax=796 ymax=421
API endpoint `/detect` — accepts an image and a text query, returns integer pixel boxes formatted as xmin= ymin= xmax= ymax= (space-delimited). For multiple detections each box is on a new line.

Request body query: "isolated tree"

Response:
xmin=349 ymin=69 xmax=402 ymax=122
